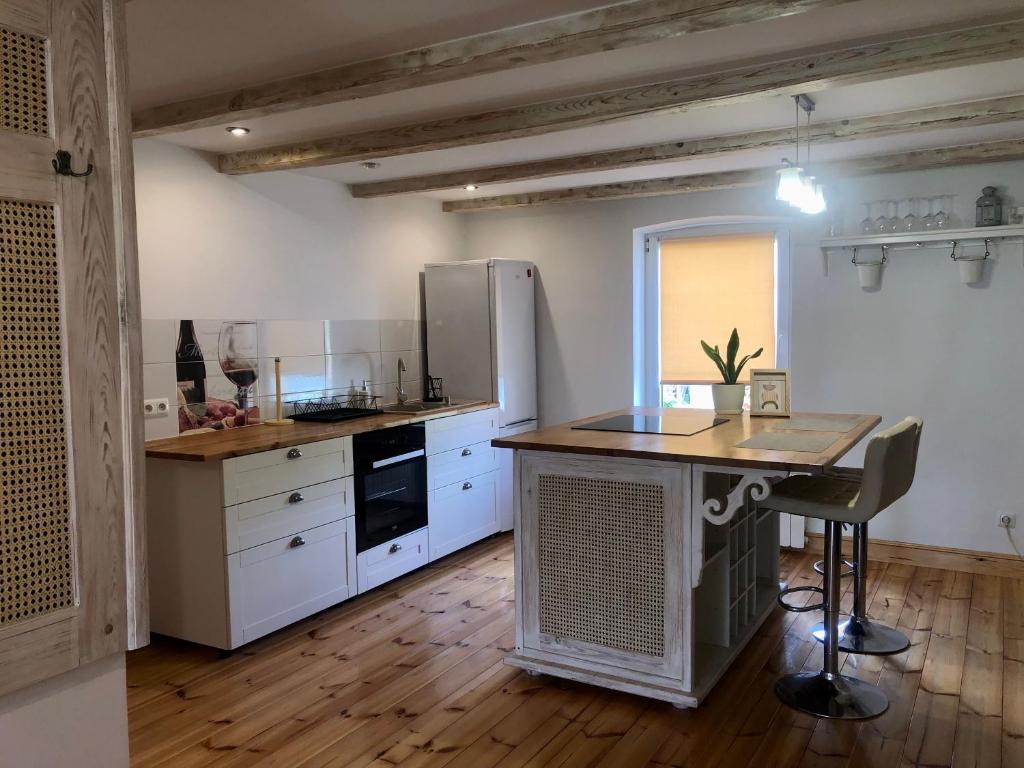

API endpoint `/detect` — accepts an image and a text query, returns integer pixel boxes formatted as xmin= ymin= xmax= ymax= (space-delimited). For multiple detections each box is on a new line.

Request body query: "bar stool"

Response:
xmin=811 ymin=468 xmax=910 ymax=657
xmin=764 ymin=417 xmax=923 ymax=720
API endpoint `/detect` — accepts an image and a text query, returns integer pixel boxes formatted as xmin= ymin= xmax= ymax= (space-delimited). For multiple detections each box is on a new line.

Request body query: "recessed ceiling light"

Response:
xmin=360 ymin=161 xmax=381 ymax=169
xmin=465 ymin=184 xmax=478 ymax=191
xmin=226 ymin=126 xmax=250 ymax=137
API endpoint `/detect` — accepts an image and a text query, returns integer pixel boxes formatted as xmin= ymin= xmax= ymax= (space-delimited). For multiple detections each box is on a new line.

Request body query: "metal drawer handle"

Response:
xmin=389 ymin=543 xmax=402 ymax=554
xmin=462 ymin=481 xmax=473 ymax=491
xmin=289 ymin=535 xmax=306 ymax=548
xmin=461 ymin=448 xmax=472 ymax=456
xmin=288 ymin=492 xmax=304 ymax=504
xmin=286 ymin=447 xmax=303 ymax=459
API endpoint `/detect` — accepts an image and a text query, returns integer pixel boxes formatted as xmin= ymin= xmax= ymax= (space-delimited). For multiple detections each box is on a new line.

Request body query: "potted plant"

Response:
xmin=700 ymin=329 xmax=762 ymax=415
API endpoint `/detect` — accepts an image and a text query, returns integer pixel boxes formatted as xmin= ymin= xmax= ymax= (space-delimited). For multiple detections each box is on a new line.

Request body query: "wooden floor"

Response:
xmin=127 ymin=533 xmax=1024 ymax=768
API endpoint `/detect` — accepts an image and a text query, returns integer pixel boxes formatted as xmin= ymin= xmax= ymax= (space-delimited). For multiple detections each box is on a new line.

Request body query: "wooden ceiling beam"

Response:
xmin=132 ymin=0 xmax=851 ymax=137
xmin=441 ymin=138 xmax=1024 ymax=211
xmin=351 ymin=95 xmax=1024 ymax=197
xmin=217 ymin=17 xmax=1024 ymax=174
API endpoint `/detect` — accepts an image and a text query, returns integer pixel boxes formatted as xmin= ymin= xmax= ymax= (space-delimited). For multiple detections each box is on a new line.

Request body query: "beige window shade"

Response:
xmin=660 ymin=233 xmax=776 ymax=384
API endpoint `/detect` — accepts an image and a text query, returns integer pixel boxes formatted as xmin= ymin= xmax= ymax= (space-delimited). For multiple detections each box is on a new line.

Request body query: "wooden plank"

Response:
xmin=0 ymin=616 xmax=78 ymax=698
xmin=352 ymin=95 xmax=1024 ymax=198
xmin=0 ymin=133 xmax=57 ymax=203
xmin=807 ymin=530 xmax=1024 ymax=581
xmin=952 ymin=574 xmax=1002 ymax=768
xmin=104 ymin=0 xmax=148 ymax=651
xmin=131 ymin=0 xmax=853 ymax=137
xmin=443 ymin=138 xmax=1024 ymax=212
xmin=1004 ymin=577 xmax=1024 ymax=768
xmin=218 ymin=17 xmax=1024 ymax=174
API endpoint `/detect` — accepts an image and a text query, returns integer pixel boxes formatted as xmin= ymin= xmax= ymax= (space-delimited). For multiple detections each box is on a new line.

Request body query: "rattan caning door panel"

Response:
xmin=0 ymin=0 xmax=136 ymax=698
xmin=519 ymin=453 xmax=686 ymax=680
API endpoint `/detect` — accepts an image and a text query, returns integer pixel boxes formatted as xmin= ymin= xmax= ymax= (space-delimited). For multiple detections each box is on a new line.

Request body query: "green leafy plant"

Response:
xmin=700 ymin=328 xmax=763 ymax=385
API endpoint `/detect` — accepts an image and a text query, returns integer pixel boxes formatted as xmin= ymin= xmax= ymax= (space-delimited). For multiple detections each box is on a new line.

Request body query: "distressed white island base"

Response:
xmin=493 ymin=408 xmax=880 ymax=708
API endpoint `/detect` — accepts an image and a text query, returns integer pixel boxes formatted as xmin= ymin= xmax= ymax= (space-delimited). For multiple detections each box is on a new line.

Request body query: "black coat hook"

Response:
xmin=52 ymin=150 xmax=94 ymax=178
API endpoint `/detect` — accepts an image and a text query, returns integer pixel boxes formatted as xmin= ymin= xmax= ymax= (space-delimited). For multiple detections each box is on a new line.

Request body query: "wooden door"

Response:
xmin=0 ymin=0 xmax=144 ymax=697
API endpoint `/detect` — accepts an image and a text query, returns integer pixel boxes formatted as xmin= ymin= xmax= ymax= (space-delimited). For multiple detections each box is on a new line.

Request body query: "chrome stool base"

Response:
xmin=774 ymin=671 xmax=889 ymax=720
xmin=811 ymin=617 xmax=910 ymax=656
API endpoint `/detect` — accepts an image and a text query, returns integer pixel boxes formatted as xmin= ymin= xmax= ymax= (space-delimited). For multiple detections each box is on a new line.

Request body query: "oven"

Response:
xmin=353 ymin=423 xmax=428 ymax=554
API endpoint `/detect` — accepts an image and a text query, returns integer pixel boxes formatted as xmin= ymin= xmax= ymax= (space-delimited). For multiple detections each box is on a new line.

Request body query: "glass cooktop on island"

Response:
xmin=572 ymin=412 xmax=729 ymax=437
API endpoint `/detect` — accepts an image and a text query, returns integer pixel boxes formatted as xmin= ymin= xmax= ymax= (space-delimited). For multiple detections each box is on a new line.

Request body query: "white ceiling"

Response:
xmin=126 ymin=0 xmax=1024 ymax=201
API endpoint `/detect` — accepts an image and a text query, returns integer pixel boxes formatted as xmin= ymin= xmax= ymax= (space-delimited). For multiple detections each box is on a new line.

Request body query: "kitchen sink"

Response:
xmin=382 ymin=401 xmax=453 ymax=414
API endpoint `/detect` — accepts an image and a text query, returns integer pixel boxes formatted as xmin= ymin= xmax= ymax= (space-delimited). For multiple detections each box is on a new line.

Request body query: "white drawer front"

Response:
xmin=223 ymin=436 xmax=352 ymax=505
xmin=356 ymin=527 xmax=428 ymax=594
xmin=225 ymin=476 xmax=354 ymax=554
xmin=429 ymin=470 xmax=499 ymax=562
xmin=425 ymin=408 xmax=498 ymax=456
xmin=228 ymin=518 xmax=356 ymax=646
xmin=427 ymin=440 xmax=499 ymax=491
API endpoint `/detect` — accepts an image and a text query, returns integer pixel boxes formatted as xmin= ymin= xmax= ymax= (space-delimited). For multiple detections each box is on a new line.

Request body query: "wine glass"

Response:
xmin=218 ymin=321 xmax=258 ymax=410
xmin=901 ymin=197 xmax=919 ymax=232
xmin=873 ymin=201 xmax=889 ymax=234
xmin=860 ymin=202 xmax=873 ymax=234
xmin=922 ymin=197 xmax=937 ymax=230
xmin=886 ymin=200 xmax=900 ymax=233
xmin=934 ymin=195 xmax=949 ymax=229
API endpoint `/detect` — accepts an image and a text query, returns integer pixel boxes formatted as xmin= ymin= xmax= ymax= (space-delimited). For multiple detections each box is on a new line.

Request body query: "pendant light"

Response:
xmin=775 ymin=95 xmax=826 ymax=215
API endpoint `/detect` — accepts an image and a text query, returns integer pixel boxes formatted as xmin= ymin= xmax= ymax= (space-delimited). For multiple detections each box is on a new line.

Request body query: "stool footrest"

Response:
xmin=813 ymin=559 xmax=855 ymax=577
xmin=777 ymin=585 xmax=825 ymax=613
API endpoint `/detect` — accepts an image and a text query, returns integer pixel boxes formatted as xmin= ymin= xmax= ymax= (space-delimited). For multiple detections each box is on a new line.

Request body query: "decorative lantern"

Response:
xmin=975 ymin=186 xmax=1003 ymax=227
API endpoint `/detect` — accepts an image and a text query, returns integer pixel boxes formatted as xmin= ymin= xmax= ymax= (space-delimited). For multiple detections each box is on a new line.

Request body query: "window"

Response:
xmin=638 ymin=225 xmax=787 ymax=409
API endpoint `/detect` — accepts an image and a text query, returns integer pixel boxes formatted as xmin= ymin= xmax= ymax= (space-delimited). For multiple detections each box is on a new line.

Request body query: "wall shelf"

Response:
xmin=819 ymin=224 xmax=1024 ymax=275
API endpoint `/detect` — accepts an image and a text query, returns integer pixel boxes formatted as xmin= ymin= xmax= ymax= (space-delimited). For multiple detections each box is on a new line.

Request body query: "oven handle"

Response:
xmin=370 ymin=449 xmax=425 ymax=470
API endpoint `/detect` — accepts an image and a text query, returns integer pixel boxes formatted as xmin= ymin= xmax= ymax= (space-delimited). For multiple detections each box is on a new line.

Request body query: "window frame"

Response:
xmin=632 ymin=216 xmax=792 ymax=408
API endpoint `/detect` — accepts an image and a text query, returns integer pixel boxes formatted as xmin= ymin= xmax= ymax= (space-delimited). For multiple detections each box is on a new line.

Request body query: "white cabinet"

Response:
xmin=425 ymin=407 xmax=501 ymax=562
xmin=429 ymin=470 xmax=499 ymax=561
xmin=228 ymin=518 xmax=357 ymax=645
xmin=356 ymin=527 xmax=429 ymax=593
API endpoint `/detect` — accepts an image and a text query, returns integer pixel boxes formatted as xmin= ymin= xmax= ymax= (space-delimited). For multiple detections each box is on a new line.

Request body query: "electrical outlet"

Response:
xmin=998 ymin=513 xmax=1017 ymax=530
xmin=144 ymin=398 xmax=170 ymax=418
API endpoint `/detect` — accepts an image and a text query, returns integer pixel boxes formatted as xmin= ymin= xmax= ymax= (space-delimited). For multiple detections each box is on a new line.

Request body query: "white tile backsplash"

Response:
xmin=380 ymin=319 xmax=424 ymax=352
xmin=257 ymin=355 xmax=327 ymax=397
xmin=258 ymin=320 xmax=326 ymax=358
xmin=326 ymin=352 xmax=380 ymax=391
xmin=141 ymin=320 xmax=176 ymax=364
xmin=325 ymin=319 xmax=380 ymax=355
xmin=380 ymin=349 xmax=422 ymax=385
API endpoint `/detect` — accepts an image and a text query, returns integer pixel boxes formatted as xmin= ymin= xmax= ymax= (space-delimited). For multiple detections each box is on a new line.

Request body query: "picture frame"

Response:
xmin=749 ymin=369 xmax=791 ymax=417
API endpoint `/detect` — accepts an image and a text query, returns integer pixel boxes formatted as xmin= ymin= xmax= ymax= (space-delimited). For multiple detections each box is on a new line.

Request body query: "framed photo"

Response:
xmin=750 ymin=369 xmax=791 ymax=417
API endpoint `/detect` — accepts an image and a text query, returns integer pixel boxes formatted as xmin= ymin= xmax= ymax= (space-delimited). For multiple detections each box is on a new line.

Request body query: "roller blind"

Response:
xmin=659 ymin=233 xmax=776 ymax=384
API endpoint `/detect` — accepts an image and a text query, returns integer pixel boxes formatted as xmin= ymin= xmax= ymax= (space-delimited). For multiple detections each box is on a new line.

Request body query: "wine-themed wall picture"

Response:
xmin=749 ymin=369 xmax=791 ymax=417
xmin=176 ymin=319 xmax=260 ymax=433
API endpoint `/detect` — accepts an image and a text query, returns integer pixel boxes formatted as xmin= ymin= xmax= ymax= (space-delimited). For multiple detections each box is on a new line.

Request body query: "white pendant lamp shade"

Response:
xmin=776 ymin=166 xmax=805 ymax=205
xmin=801 ymin=177 xmax=827 ymax=215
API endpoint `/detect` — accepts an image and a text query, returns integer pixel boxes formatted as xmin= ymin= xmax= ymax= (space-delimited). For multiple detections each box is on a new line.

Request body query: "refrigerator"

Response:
xmin=424 ymin=259 xmax=537 ymax=532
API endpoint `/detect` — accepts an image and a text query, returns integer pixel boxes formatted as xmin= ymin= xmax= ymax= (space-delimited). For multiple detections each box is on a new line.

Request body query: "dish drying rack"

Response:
xmin=289 ymin=392 xmax=382 ymax=423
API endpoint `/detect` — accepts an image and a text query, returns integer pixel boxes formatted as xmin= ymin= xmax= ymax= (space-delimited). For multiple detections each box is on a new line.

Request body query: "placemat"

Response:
xmin=736 ymin=431 xmax=843 ymax=453
xmin=767 ymin=415 xmax=862 ymax=432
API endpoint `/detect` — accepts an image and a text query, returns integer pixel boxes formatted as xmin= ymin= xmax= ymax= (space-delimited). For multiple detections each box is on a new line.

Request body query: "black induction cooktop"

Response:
xmin=572 ymin=412 xmax=729 ymax=437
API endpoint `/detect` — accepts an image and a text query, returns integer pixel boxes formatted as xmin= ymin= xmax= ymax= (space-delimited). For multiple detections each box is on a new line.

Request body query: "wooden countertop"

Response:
xmin=491 ymin=407 xmax=881 ymax=473
xmin=145 ymin=401 xmax=497 ymax=462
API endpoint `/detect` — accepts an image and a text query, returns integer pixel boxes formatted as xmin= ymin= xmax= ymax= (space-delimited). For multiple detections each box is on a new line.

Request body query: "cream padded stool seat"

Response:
xmin=765 ymin=417 xmax=923 ymax=720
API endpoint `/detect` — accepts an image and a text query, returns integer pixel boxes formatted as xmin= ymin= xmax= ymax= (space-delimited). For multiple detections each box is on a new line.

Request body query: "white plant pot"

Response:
xmin=711 ymin=383 xmax=745 ymax=415
xmin=957 ymin=258 xmax=986 ymax=284
xmin=856 ymin=262 xmax=883 ymax=289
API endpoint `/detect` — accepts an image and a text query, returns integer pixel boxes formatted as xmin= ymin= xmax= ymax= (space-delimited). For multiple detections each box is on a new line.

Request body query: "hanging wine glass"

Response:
xmin=886 ymin=200 xmax=900 ymax=233
xmin=860 ymin=202 xmax=873 ymax=234
xmin=218 ymin=321 xmax=258 ymax=410
xmin=902 ymin=197 xmax=919 ymax=232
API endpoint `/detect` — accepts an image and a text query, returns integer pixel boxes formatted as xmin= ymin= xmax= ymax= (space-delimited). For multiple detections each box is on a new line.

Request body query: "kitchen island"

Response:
xmin=492 ymin=407 xmax=879 ymax=708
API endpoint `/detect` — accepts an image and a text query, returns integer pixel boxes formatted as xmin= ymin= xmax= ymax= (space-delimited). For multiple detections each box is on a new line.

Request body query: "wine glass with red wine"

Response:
xmin=218 ymin=322 xmax=258 ymax=410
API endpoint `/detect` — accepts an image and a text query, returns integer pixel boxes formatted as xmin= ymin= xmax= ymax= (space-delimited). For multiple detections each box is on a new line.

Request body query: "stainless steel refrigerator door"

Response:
xmin=425 ymin=262 xmax=494 ymax=402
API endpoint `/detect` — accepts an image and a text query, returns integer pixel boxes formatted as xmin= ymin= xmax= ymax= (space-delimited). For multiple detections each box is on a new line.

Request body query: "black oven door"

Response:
xmin=354 ymin=447 xmax=427 ymax=554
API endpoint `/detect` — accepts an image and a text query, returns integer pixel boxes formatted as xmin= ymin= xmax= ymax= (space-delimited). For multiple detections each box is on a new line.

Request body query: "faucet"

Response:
xmin=396 ymin=357 xmax=408 ymax=405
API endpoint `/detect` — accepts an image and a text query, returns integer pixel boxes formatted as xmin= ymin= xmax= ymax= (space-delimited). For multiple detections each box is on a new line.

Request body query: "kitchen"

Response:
xmin=2 ymin=1 xmax=1024 ymax=766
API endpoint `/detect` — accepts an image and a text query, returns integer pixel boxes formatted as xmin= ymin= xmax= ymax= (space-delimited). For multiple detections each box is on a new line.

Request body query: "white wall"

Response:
xmin=0 ymin=655 xmax=129 ymax=768
xmin=135 ymin=139 xmax=462 ymax=321
xmin=461 ymin=160 xmax=1024 ymax=556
